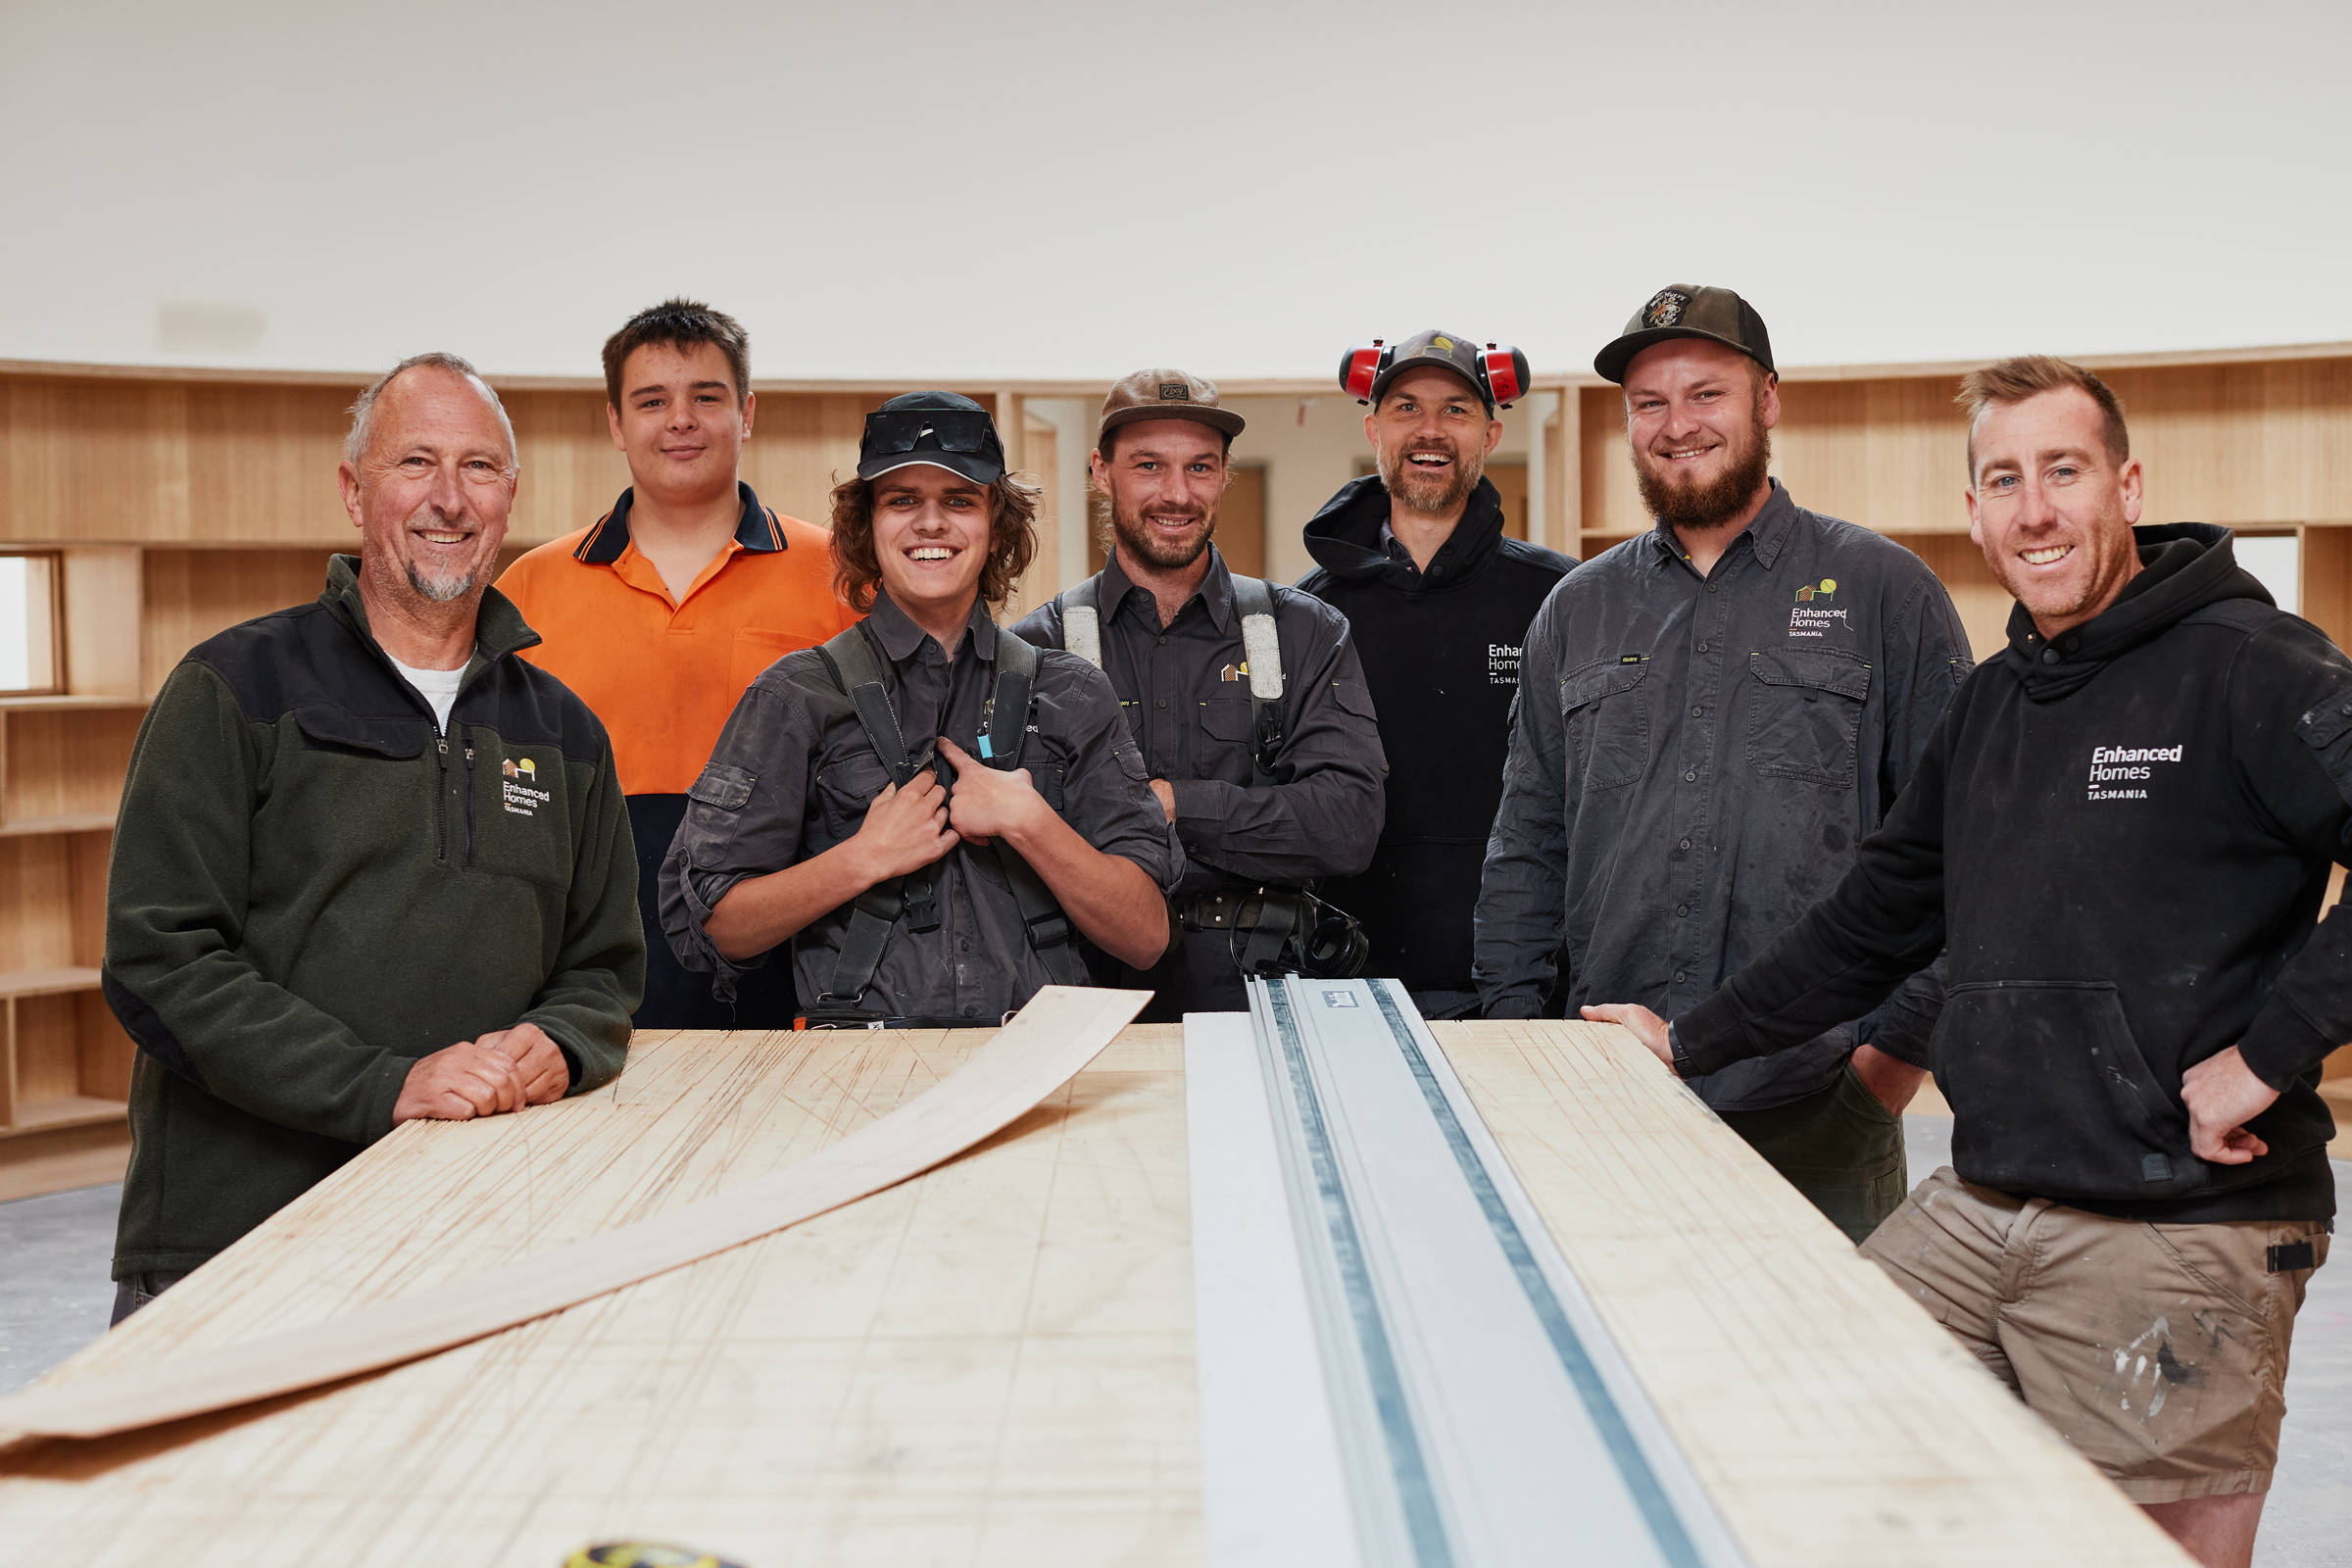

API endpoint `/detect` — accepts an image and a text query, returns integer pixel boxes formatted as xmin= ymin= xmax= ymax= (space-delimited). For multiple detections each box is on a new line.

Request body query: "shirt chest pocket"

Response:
xmin=1197 ymin=696 xmax=1257 ymax=782
xmin=1559 ymin=658 xmax=1650 ymax=792
xmin=470 ymin=742 xmax=574 ymax=891
xmin=813 ymin=753 xmax=895 ymax=838
xmin=1744 ymin=649 xmax=1872 ymax=788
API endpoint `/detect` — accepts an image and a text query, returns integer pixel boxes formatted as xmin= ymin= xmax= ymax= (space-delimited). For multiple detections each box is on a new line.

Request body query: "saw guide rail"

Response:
xmin=1189 ymin=978 xmax=1744 ymax=1567
xmin=0 ymin=1005 xmax=2185 ymax=1564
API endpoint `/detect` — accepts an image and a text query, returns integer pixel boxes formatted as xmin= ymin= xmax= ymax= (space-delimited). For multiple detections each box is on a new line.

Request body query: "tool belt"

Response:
xmin=1179 ymin=884 xmax=1370 ymax=980
xmin=795 ymin=1005 xmax=1015 ymax=1031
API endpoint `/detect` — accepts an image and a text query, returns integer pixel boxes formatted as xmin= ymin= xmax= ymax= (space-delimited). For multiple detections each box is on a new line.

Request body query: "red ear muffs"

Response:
xmin=1482 ymin=344 xmax=1529 ymax=409
xmin=1339 ymin=340 xmax=1388 ymax=404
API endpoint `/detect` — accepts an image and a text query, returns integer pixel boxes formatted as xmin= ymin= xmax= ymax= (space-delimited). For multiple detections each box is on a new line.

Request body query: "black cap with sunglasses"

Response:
xmin=857 ymin=391 xmax=1006 ymax=485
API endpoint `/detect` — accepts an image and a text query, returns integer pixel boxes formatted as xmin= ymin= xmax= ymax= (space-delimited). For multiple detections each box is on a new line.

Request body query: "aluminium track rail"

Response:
xmin=1186 ymin=977 xmax=1749 ymax=1568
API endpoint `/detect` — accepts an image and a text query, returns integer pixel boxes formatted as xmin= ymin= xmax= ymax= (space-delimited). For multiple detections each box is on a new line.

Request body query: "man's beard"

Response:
xmin=406 ymin=558 xmax=482 ymax=605
xmin=1105 ymin=490 xmax=1216 ymax=571
xmin=1378 ymin=438 xmax=1483 ymax=516
xmin=1632 ymin=407 xmax=1772 ymax=531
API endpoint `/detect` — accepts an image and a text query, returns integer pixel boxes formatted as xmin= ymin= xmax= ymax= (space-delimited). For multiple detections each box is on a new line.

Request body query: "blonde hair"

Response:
xmin=1956 ymin=355 xmax=2129 ymax=476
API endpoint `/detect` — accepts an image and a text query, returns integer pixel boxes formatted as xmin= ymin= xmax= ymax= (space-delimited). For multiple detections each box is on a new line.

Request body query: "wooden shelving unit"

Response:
xmin=2 ymin=349 xmax=2348 ymax=1196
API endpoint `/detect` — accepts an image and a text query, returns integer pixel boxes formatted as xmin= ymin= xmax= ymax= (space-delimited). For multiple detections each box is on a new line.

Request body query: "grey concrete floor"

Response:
xmin=1 ymin=1132 xmax=2343 ymax=1564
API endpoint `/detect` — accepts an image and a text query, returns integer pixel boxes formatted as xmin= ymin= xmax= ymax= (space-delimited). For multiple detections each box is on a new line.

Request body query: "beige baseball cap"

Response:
xmin=1096 ymin=368 xmax=1247 ymax=449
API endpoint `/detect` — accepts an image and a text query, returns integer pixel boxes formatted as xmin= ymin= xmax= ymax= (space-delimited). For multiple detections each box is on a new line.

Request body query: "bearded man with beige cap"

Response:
xmin=1015 ymin=369 xmax=1386 ymax=1019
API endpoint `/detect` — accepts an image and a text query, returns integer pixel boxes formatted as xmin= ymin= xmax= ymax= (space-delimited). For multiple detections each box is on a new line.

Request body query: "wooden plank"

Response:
xmin=0 ymin=969 xmax=101 ymax=1002
xmin=58 ymin=549 xmax=141 ymax=699
xmin=1447 ymin=1020 xmax=2184 ymax=1566
xmin=0 ymin=986 xmax=1147 ymax=1442
xmin=0 ymin=1016 xmax=2182 ymax=1565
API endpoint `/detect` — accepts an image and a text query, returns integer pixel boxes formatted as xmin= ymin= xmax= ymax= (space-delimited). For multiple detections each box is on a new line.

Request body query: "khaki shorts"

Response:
xmin=1862 ymin=1166 xmax=2331 ymax=1503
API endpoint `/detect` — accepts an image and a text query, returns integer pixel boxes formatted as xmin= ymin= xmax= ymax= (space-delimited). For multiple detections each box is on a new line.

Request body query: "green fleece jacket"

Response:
xmin=105 ymin=557 xmax=644 ymax=1277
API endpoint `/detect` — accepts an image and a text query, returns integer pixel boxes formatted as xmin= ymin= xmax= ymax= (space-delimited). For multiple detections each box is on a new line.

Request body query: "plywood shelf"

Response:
xmin=4 ymin=1094 xmax=128 ymax=1137
xmin=0 ymin=695 xmax=152 ymax=713
xmin=0 ymin=812 xmax=118 ymax=838
xmin=0 ymin=966 xmax=101 ymax=1001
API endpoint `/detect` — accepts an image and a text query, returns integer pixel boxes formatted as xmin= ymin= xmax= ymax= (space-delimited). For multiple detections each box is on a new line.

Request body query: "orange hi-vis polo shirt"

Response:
xmin=498 ymin=482 xmax=857 ymax=798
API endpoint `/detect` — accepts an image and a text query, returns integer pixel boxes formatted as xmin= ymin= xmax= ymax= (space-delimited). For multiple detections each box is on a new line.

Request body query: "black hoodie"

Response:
xmin=1679 ymin=524 xmax=2344 ymax=1223
xmin=1298 ymin=474 xmax=1574 ymax=994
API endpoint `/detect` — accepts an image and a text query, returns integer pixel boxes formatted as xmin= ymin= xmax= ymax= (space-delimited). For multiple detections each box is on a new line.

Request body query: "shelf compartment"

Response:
xmin=0 ymin=705 xmax=143 ymax=832
xmin=7 ymin=989 xmax=132 ymax=1132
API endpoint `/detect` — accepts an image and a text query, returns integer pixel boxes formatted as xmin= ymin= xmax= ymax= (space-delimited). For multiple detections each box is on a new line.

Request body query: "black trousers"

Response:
xmin=627 ymin=794 xmax=799 ymax=1031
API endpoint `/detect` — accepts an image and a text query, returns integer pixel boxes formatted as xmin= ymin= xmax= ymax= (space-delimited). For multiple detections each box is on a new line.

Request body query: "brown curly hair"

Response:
xmin=828 ymin=469 xmax=1042 ymax=613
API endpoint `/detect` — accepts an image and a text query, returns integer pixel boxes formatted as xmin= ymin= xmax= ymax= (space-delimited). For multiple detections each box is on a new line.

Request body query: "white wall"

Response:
xmin=5 ymin=2 xmax=2349 ymax=381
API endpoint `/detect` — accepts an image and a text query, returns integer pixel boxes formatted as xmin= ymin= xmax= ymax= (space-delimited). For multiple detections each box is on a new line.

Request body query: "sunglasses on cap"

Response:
xmin=859 ymin=408 xmax=1004 ymax=461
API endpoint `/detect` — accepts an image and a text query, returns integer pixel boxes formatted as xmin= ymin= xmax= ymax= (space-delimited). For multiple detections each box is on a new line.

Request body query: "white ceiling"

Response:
xmin=5 ymin=0 xmax=2346 ymax=381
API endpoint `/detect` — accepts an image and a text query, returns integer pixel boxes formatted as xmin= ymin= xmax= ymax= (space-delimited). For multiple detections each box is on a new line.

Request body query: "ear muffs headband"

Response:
xmin=1337 ymin=338 xmax=1531 ymax=411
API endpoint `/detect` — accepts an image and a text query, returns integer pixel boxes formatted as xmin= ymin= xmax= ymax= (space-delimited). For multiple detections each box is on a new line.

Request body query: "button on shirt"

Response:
xmin=660 ymin=593 xmax=1173 ymax=1020
xmin=1475 ymin=481 xmax=1973 ymax=1110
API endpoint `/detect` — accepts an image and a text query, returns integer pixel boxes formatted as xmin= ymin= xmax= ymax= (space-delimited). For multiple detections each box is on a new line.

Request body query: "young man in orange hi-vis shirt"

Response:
xmin=499 ymin=299 xmax=857 ymax=1028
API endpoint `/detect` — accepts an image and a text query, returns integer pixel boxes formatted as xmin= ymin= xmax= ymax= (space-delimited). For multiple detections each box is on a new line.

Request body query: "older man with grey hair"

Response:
xmin=101 ymin=353 xmax=643 ymax=1321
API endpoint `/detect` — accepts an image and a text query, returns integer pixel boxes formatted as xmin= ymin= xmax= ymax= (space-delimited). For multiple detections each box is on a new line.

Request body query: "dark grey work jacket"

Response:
xmin=1475 ymin=481 xmax=1972 ymax=1111
xmin=1014 ymin=546 xmax=1387 ymax=1013
xmin=661 ymin=592 xmax=1174 ymax=1022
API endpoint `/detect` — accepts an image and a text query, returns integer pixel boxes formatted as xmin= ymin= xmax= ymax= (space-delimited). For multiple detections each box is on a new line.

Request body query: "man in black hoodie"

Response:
xmin=1590 ymin=357 xmax=2336 ymax=1566
xmin=1298 ymin=328 xmax=1574 ymax=1016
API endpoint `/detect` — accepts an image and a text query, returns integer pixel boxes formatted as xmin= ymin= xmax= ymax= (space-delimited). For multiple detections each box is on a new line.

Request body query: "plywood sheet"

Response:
xmin=0 ymin=1018 xmax=2180 ymax=1566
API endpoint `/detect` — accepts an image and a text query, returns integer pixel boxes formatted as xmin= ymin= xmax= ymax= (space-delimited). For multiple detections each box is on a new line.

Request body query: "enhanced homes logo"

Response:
xmin=2086 ymin=743 xmax=2183 ymax=802
xmin=1788 ymin=578 xmax=1848 ymax=639
xmin=501 ymin=756 xmax=552 ymax=818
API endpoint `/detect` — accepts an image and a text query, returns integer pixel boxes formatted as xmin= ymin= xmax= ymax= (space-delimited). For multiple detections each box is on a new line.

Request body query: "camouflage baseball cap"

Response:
xmin=1592 ymin=285 xmax=1774 ymax=384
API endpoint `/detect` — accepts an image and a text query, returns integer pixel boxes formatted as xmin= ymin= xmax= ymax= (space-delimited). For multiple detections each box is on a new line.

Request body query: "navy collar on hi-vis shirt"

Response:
xmin=574 ymin=480 xmax=786 ymax=564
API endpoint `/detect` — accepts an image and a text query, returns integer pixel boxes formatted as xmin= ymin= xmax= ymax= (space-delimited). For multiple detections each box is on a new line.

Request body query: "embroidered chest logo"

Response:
xmin=501 ymin=756 xmax=551 ymax=817
xmin=1488 ymin=642 xmax=1523 ymax=686
xmin=1788 ymin=579 xmax=1848 ymax=639
xmin=2087 ymin=744 xmax=2182 ymax=802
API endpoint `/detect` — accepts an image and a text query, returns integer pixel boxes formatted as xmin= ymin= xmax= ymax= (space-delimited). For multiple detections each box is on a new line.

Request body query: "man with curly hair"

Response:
xmin=660 ymin=392 xmax=1173 ymax=1024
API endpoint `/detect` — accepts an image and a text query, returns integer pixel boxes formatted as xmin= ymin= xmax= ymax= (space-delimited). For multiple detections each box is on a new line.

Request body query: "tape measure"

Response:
xmin=565 ymin=1545 xmax=746 ymax=1568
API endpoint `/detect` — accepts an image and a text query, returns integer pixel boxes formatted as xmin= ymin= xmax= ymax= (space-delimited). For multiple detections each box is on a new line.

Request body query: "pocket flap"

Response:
xmin=1199 ymin=698 xmax=1254 ymax=742
xmin=2295 ymin=691 xmax=2352 ymax=751
xmin=1561 ymin=656 xmax=1648 ymax=711
xmin=1749 ymin=648 xmax=1872 ymax=703
xmin=293 ymin=706 xmax=426 ymax=759
xmin=687 ymin=762 xmax=759 ymax=810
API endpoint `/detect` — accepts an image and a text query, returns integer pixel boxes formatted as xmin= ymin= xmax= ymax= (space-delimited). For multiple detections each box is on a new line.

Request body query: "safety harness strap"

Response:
xmin=813 ymin=620 xmax=1084 ymax=1006
xmin=1056 ymin=569 xmax=1289 ymax=785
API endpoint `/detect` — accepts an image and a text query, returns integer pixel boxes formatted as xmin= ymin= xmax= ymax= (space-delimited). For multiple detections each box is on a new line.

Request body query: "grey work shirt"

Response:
xmin=1474 ymin=480 xmax=1972 ymax=1110
xmin=1013 ymin=546 xmax=1386 ymax=1012
xmin=661 ymin=591 xmax=1173 ymax=1022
